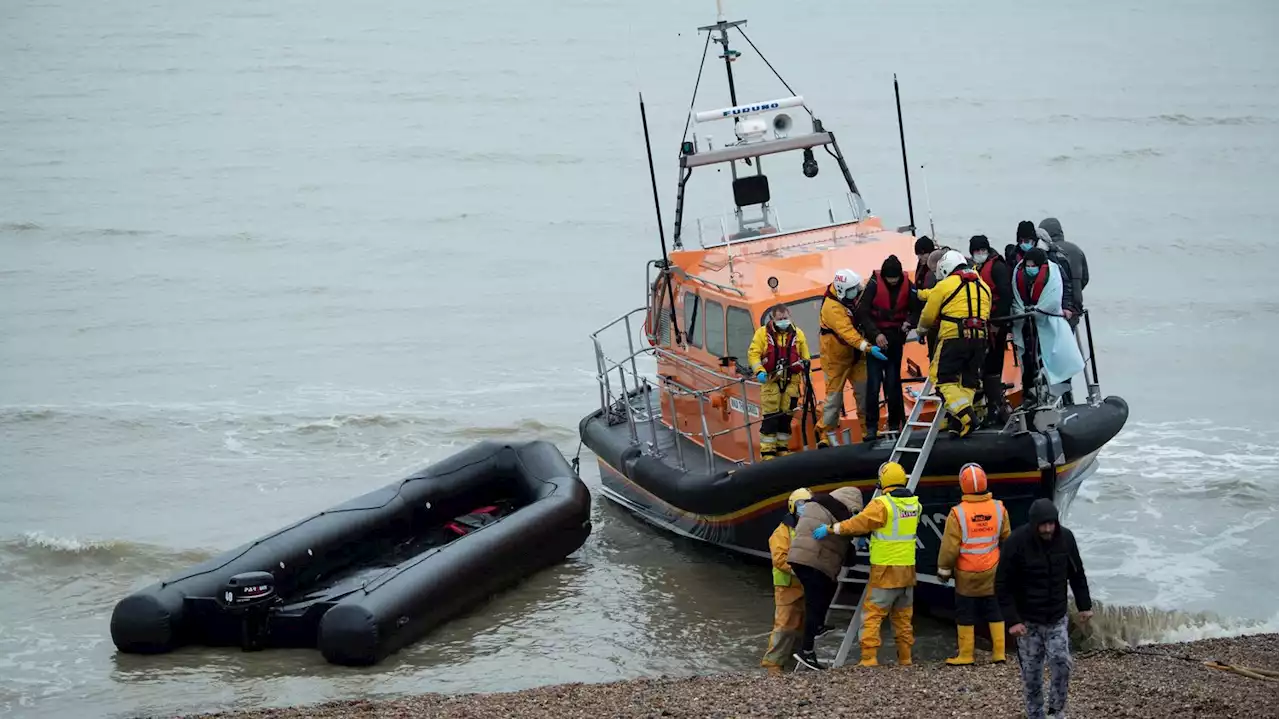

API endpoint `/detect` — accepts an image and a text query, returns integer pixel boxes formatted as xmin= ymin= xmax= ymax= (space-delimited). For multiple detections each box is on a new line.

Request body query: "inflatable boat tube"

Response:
xmin=110 ymin=440 xmax=592 ymax=666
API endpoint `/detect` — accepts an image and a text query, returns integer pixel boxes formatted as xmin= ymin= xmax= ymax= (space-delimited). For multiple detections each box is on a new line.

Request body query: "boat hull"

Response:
xmin=581 ymin=396 xmax=1127 ymax=608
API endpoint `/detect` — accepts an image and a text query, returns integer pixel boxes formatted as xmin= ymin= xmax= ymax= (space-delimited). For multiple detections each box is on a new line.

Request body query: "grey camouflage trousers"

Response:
xmin=1016 ymin=615 xmax=1072 ymax=719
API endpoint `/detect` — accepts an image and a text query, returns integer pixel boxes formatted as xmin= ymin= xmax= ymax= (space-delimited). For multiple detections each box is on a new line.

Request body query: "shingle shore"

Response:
xmin=180 ymin=633 xmax=1278 ymax=719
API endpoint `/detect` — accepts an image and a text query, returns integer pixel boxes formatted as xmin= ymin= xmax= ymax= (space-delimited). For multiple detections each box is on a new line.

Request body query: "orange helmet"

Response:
xmin=959 ymin=463 xmax=988 ymax=494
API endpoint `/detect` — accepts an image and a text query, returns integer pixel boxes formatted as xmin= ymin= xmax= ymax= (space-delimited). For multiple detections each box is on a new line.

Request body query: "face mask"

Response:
xmin=972 ymin=251 xmax=989 ymax=265
xmin=1019 ymin=241 xmax=1034 ymax=252
xmin=774 ymin=319 xmax=791 ymax=330
xmin=884 ymin=276 xmax=901 ymax=286
xmin=1025 ymin=265 xmax=1041 ymax=277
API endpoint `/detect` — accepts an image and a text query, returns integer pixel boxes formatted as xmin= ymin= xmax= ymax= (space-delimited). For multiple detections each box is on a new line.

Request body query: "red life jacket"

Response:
xmin=1015 ymin=265 xmax=1049 ymax=305
xmin=868 ymin=272 xmax=913 ymax=330
xmin=977 ymin=255 xmax=1005 ymax=306
xmin=762 ymin=324 xmax=801 ymax=375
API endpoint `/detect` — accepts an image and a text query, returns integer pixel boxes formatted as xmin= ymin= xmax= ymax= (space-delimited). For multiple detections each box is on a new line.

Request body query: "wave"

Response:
xmin=0 ymin=221 xmax=42 ymax=232
xmin=1078 ymin=602 xmax=1278 ymax=649
xmin=1049 ymin=148 xmax=1164 ymax=165
xmin=0 ymin=531 xmax=215 ymax=569
xmin=1039 ymin=113 xmax=1277 ymax=127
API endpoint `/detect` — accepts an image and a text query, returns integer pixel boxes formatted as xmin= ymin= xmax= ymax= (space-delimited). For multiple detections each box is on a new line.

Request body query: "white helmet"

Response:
xmin=936 ymin=250 xmax=967 ymax=279
xmin=832 ymin=268 xmax=863 ymax=301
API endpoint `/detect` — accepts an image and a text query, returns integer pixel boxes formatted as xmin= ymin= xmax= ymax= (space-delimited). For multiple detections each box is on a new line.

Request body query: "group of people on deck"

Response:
xmin=746 ymin=217 xmax=1089 ymax=458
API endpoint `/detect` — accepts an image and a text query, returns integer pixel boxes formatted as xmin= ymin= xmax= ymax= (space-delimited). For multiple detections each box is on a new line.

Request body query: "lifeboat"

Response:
xmin=578 ymin=11 xmax=1127 ymax=607
xmin=110 ymin=441 xmax=592 ymax=666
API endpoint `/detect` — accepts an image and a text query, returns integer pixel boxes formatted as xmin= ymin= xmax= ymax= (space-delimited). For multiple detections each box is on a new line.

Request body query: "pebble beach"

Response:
xmin=181 ymin=633 xmax=1278 ymax=719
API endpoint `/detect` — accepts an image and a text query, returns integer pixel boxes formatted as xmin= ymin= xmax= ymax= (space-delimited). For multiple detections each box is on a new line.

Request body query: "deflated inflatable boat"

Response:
xmin=110 ymin=440 xmax=592 ymax=666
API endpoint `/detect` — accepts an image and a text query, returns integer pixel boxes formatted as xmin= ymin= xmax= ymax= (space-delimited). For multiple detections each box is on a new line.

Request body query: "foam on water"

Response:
xmin=1079 ymin=602 xmax=1279 ymax=649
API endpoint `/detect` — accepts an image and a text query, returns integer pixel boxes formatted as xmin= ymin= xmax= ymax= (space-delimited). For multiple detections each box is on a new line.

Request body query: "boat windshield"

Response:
xmin=726 ymin=296 xmax=824 ymax=364
xmin=694 ymin=192 xmax=868 ymax=249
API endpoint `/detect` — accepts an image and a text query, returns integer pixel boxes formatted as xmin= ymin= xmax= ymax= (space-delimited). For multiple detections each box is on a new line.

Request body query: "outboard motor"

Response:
xmin=216 ymin=571 xmax=278 ymax=651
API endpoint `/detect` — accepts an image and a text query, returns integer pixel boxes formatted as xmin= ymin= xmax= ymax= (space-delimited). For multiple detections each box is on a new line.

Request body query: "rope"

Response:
xmin=736 ymin=27 xmax=815 ymax=119
xmin=680 ymin=32 xmax=713 ymax=144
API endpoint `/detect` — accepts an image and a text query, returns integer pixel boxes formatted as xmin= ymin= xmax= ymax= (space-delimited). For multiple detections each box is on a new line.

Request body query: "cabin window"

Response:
xmin=761 ymin=297 xmax=823 ymax=359
xmin=726 ymin=306 xmax=755 ymax=365
xmin=683 ymin=291 xmax=702 ymax=349
xmin=703 ymin=300 xmax=726 ymax=356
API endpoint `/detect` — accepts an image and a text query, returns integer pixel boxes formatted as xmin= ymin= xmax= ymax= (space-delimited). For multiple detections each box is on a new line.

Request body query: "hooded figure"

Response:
xmin=996 ymin=499 xmax=1092 ymax=719
xmin=1039 ymin=217 xmax=1088 ymax=326
xmin=787 ymin=486 xmax=865 ymax=670
xmin=970 ymin=234 xmax=1014 ymax=427
xmin=1011 ymin=248 xmax=1084 ymax=402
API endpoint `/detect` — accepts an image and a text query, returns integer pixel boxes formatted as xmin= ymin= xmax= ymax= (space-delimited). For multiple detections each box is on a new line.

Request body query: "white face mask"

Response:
xmin=972 ymin=251 xmax=989 ymax=265
xmin=774 ymin=319 xmax=792 ymax=329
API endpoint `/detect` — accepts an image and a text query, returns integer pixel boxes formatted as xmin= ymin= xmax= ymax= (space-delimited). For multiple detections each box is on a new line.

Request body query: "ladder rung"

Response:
xmin=894 ymin=447 xmax=922 ymax=453
xmin=826 ymin=603 xmax=860 ymax=611
xmin=907 ymin=421 xmax=932 ymax=428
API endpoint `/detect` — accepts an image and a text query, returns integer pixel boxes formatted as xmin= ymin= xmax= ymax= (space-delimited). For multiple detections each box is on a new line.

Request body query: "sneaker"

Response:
xmin=816 ymin=624 xmax=836 ymax=638
xmin=793 ymin=650 xmax=824 ymax=671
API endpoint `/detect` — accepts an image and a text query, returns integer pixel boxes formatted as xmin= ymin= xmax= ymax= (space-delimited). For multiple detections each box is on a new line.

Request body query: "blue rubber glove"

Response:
xmin=869 ymin=346 xmax=888 ymax=362
xmin=812 ymin=524 xmax=830 ymax=540
xmin=756 ymin=371 xmax=768 ymax=383
xmin=856 ymin=537 xmax=870 ymax=552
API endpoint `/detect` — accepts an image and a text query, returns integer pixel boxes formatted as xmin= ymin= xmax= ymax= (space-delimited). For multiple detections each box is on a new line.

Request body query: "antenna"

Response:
xmin=639 ymin=93 xmax=683 ymax=344
xmin=920 ymin=163 xmax=937 ymax=239
xmin=893 ymin=74 xmax=917 ymax=236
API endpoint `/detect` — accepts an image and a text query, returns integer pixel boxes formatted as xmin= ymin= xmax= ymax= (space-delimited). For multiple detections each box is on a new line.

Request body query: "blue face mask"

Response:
xmin=1025 ymin=265 xmax=1041 ymax=277
xmin=1019 ymin=241 xmax=1034 ymax=252
xmin=774 ymin=319 xmax=792 ymax=330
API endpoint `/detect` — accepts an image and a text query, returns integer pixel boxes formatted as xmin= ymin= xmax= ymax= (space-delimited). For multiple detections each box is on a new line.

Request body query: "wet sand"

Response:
xmin=183 ymin=633 xmax=1277 ymax=719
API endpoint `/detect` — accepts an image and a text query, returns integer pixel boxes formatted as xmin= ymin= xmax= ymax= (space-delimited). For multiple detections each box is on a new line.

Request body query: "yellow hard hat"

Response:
xmin=878 ymin=462 xmax=907 ymax=489
xmin=788 ymin=488 xmax=813 ymax=514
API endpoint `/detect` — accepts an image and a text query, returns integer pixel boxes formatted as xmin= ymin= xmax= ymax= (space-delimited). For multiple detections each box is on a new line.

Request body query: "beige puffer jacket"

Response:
xmin=787 ymin=486 xmax=865 ymax=580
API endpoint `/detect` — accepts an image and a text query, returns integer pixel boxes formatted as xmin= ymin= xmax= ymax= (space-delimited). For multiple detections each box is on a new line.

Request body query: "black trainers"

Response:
xmin=793 ymin=650 xmax=824 ymax=671
xmin=816 ymin=624 xmax=836 ymax=638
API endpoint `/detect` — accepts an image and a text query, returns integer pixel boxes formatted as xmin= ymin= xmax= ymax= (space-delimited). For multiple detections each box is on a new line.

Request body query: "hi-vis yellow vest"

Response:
xmin=772 ymin=526 xmax=797 ymax=586
xmin=870 ymin=494 xmax=920 ymax=566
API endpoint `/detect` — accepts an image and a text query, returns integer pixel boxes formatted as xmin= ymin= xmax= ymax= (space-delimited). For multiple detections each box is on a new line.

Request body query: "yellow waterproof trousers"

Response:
xmin=928 ymin=338 xmax=985 ymax=438
xmin=761 ymin=584 xmax=805 ymax=672
xmin=819 ymin=356 xmax=867 ymax=442
xmin=860 ymin=586 xmax=914 ymax=651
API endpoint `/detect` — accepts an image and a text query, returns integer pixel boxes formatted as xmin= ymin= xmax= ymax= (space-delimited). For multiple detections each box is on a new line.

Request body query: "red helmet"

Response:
xmin=959 ymin=463 xmax=988 ymax=494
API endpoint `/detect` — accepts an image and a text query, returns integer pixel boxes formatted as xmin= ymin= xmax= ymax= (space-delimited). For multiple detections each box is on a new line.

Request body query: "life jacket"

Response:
xmin=954 ymin=498 xmax=1005 ymax=573
xmin=1015 ymin=266 xmax=1049 ymax=305
xmin=869 ymin=493 xmax=920 ymax=567
xmin=762 ymin=323 xmax=801 ymax=376
xmin=445 ymin=505 xmax=500 ymax=536
xmin=772 ymin=525 xmax=797 ymax=587
xmin=976 ymin=255 xmax=1005 ymax=307
xmin=868 ymin=272 xmax=913 ymax=330
xmin=937 ymin=269 xmax=990 ymax=339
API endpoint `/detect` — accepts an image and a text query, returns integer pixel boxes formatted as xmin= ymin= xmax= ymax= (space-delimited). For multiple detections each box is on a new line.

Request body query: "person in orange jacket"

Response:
xmin=811 ymin=461 xmax=918 ymax=666
xmin=761 ymin=488 xmax=811 ymax=673
xmin=817 ymin=269 xmax=887 ymax=447
xmin=937 ymin=463 xmax=1012 ymax=665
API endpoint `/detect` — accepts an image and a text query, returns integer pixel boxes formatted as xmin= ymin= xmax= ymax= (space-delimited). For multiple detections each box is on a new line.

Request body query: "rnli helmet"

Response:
xmin=877 ymin=461 xmax=907 ymax=489
xmin=788 ymin=488 xmax=813 ymax=515
xmin=937 ymin=249 xmax=967 ymax=279
xmin=832 ymin=269 xmax=863 ymax=301
xmin=959 ymin=463 xmax=988 ymax=494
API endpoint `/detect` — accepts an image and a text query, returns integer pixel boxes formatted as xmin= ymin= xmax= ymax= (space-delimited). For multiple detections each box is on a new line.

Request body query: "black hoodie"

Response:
xmin=995 ymin=498 xmax=1092 ymax=626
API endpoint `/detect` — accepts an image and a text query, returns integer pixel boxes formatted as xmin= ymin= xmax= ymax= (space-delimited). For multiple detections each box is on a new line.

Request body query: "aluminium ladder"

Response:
xmin=819 ymin=377 xmax=947 ymax=669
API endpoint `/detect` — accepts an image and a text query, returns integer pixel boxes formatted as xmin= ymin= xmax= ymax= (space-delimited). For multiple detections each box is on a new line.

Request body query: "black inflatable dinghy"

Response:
xmin=110 ymin=440 xmax=592 ymax=666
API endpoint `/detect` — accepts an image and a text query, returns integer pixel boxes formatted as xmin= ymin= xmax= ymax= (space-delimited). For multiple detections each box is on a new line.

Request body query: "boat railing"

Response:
xmin=693 ymin=192 xmax=870 ymax=250
xmin=591 ymin=306 xmax=769 ymax=470
xmin=992 ymin=307 xmax=1103 ymax=411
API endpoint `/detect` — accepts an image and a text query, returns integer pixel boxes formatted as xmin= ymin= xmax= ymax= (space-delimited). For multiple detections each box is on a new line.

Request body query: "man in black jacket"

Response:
xmin=969 ymin=234 xmax=1012 ymax=427
xmin=996 ymin=499 xmax=1093 ymax=719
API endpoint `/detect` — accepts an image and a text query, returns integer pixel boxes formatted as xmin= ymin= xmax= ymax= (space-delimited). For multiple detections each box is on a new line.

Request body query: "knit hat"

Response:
xmin=914 ymin=235 xmax=935 ymax=255
xmin=969 ymin=234 xmax=991 ymax=253
xmin=880 ymin=254 xmax=903 ymax=279
xmin=1016 ymin=221 xmax=1038 ymax=241
xmin=1025 ymin=247 xmax=1048 ymax=266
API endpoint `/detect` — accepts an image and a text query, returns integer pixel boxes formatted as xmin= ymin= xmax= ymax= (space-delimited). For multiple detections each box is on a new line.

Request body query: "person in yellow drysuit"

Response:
xmin=811 ymin=461 xmax=919 ymax=666
xmin=937 ymin=463 xmax=1012 ymax=665
xmin=761 ymin=488 xmax=811 ymax=673
xmin=917 ymin=250 xmax=992 ymax=438
xmin=747 ymin=304 xmax=811 ymax=459
xmin=817 ymin=269 xmax=887 ymax=447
